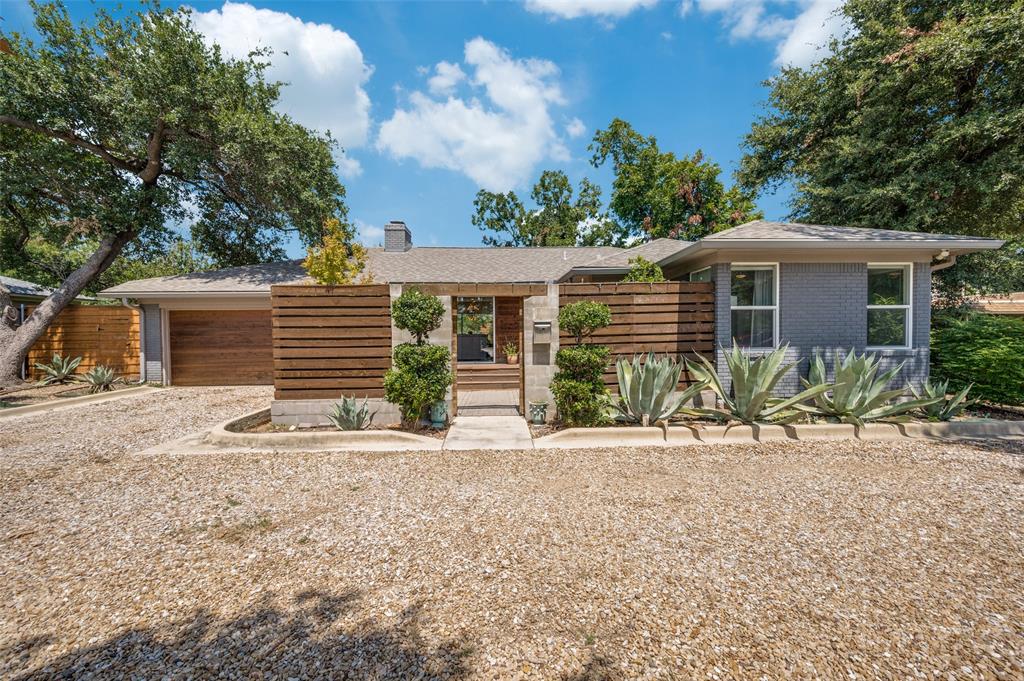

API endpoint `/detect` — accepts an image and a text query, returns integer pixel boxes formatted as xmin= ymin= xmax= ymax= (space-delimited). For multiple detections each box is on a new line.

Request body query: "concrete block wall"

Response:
xmin=523 ymin=283 xmax=559 ymax=420
xmin=713 ymin=261 xmax=931 ymax=396
xmin=141 ymin=304 xmax=162 ymax=383
xmin=271 ymin=398 xmax=401 ymax=427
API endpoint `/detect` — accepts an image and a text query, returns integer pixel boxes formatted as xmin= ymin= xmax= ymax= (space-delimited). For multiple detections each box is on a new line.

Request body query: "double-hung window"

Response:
xmin=867 ymin=264 xmax=912 ymax=348
xmin=730 ymin=264 xmax=777 ymax=349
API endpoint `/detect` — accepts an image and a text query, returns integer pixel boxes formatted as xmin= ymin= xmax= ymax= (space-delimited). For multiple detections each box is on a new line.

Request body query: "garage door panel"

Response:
xmin=169 ymin=310 xmax=273 ymax=386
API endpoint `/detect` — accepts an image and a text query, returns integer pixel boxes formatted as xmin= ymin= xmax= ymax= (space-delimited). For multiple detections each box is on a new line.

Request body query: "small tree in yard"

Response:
xmin=0 ymin=1 xmax=349 ymax=387
xmin=384 ymin=289 xmax=452 ymax=426
xmin=621 ymin=256 xmax=666 ymax=283
xmin=303 ymin=219 xmax=371 ymax=285
xmin=551 ymin=301 xmax=613 ymax=426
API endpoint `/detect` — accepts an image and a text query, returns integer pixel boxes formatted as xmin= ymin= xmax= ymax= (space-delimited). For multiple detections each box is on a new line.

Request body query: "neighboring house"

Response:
xmin=2 ymin=274 xmax=63 ymax=305
xmin=99 ymin=220 xmax=1002 ymax=416
xmin=967 ymin=293 xmax=1024 ymax=317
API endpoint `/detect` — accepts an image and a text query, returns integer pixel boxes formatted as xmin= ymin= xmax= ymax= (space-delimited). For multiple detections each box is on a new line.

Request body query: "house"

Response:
xmin=99 ymin=220 xmax=1003 ymax=421
xmin=2 ymin=274 xmax=65 ymax=305
xmin=967 ymin=293 xmax=1024 ymax=317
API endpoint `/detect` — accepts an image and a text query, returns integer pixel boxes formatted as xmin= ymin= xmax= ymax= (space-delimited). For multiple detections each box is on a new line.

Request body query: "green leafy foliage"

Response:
xmin=590 ymin=119 xmax=760 ymax=243
xmin=558 ymin=301 xmax=612 ymax=344
xmin=383 ymin=343 xmax=452 ymax=426
xmin=621 ymin=257 xmax=666 ymax=283
xmin=326 ymin=396 xmax=374 ymax=431
xmin=802 ymin=350 xmax=939 ymax=426
xmin=686 ymin=345 xmax=831 ymax=424
xmin=610 ymin=353 xmax=707 ymax=426
xmin=391 ymin=289 xmax=446 ymax=344
xmin=910 ymin=378 xmax=973 ymax=422
xmin=79 ymin=365 xmax=118 ymax=393
xmin=738 ymin=0 xmax=1024 ymax=301
xmin=472 ymin=170 xmax=617 ymax=247
xmin=502 ymin=340 xmax=519 ymax=357
xmin=303 ymin=218 xmax=370 ymax=286
xmin=551 ymin=345 xmax=610 ymax=427
xmin=931 ymin=312 xmax=1024 ymax=405
xmin=34 ymin=352 xmax=81 ymax=385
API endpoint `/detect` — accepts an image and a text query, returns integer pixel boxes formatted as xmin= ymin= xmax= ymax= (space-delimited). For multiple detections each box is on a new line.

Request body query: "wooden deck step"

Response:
xmin=456 ymin=364 xmax=521 ymax=392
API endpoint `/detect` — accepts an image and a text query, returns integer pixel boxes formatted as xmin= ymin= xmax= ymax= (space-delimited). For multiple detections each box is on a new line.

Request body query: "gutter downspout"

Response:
xmin=19 ymin=303 xmax=26 ymax=380
xmin=930 ymin=253 xmax=957 ymax=272
xmin=120 ymin=297 xmax=145 ymax=383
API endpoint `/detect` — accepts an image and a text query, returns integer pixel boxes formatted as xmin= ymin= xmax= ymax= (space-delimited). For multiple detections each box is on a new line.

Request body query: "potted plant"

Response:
xmin=503 ymin=340 xmax=520 ymax=365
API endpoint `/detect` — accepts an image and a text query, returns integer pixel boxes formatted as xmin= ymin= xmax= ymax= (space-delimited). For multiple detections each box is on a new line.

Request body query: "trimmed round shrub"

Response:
xmin=392 ymin=288 xmax=445 ymax=344
xmin=551 ymin=344 xmax=610 ymax=426
xmin=931 ymin=312 xmax=1024 ymax=406
xmin=559 ymin=301 xmax=612 ymax=344
xmin=384 ymin=343 xmax=452 ymax=424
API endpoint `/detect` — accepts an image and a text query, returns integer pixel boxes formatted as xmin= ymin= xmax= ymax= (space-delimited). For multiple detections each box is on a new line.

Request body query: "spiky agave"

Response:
xmin=910 ymin=378 xmax=973 ymax=421
xmin=35 ymin=353 xmax=82 ymax=385
xmin=80 ymin=365 xmax=118 ymax=393
xmin=326 ymin=395 xmax=375 ymax=430
xmin=609 ymin=353 xmax=707 ymax=426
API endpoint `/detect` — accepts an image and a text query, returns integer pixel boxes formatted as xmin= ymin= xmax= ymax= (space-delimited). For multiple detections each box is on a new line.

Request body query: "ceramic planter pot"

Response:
xmin=429 ymin=400 xmax=448 ymax=428
xmin=528 ymin=401 xmax=548 ymax=425
xmin=507 ymin=355 xmax=519 ymax=365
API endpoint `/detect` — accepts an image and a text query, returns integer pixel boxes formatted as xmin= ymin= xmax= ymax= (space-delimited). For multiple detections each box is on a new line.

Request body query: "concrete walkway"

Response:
xmin=443 ymin=415 xmax=534 ymax=450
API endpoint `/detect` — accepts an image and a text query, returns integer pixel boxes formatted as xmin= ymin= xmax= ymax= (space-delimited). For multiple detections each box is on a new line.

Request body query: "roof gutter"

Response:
xmin=97 ymin=290 xmax=273 ymax=300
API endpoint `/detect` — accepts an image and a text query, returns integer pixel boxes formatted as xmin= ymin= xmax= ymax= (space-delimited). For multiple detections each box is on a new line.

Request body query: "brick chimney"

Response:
xmin=384 ymin=220 xmax=413 ymax=252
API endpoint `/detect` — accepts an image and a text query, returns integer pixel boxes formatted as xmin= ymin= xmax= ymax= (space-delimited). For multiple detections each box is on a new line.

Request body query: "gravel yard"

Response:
xmin=1 ymin=388 xmax=1022 ymax=679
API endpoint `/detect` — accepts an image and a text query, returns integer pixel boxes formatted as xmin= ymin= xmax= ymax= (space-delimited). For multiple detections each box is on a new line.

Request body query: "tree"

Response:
xmin=590 ymin=119 xmax=760 ymax=243
xmin=0 ymin=1 xmax=348 ymax=386
xmin=621 ymin=256 xmax=666 ymax=283
xmin=303 ymin=219 xmax=371 ymax=285
xmin=738 ymin=0 xmax=1024 ymax=298
xmin=472 ymin=170 xmax=617 ymax=247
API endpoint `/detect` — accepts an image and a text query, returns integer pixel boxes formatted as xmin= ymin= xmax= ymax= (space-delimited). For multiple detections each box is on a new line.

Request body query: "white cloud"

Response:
xmin=354 ymin=219 xmax=385 ymax=246
xmin=190 ymin=2 xmax=373 ymax=177
xmin=524 ymin=0 xmax=658 ymax=21
xmin=693 ymin=0 xmax=848 ymax=67
xmin=377 ymin=38 xmax=573 ymax=191
xmin=427 ymin=61 xmax=467 ymax=96
xmin=566 ymin=117 xmax=587 ymax=138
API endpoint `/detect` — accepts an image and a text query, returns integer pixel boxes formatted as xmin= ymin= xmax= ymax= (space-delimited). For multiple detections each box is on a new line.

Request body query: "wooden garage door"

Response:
xmin=169 ymin=310 xmax=273 ymax=386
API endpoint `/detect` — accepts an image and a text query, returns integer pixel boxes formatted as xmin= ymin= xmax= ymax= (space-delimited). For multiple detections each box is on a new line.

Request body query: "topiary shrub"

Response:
xmin=621 ymin=256 xmax=666 ymax=283
xmin=552 ymin=301 xmax=613 ymax=426
xmin=931 ymin=312 xmax=1024 ymax=406
xmin=559 ymin=300 xmax=612 ymax=344
xmin=384 ymin=343 xmax=452 ymax=426
xmin=392 ymin=288 xmax=446 ymax=344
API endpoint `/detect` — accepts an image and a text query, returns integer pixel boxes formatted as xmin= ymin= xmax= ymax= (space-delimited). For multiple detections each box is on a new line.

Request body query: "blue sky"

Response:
xmin=3 ymin=0 xmax=848 ymax=256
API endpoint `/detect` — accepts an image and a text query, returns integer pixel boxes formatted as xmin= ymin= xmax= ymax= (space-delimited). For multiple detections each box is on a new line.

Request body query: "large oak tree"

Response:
xmin=0 ymin=1 xmax=350 ymax=386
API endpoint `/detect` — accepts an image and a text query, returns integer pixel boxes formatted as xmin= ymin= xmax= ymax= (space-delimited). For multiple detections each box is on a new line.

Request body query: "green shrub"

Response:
xmin=35 ymin=353 xmax=82 ymax=385
xmin=559 ymin=301 xmax=612 ymax=343
xmin=392 ymin=288 xmax=446 ymax=343
xmin=621 ymin=256 xmax=666 ymax=283
xmin=931 ymin=313 xmax=1024 ymax=405
xmin=384 ymin=343 xmax=452 ymax=425
xmin=551 ymin=345 xmax=610 ymax=426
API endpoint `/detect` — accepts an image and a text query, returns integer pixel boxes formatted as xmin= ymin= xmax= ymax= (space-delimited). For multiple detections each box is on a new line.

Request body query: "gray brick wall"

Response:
xmin=711 ymin=261 xmax=931 ymax=397
xmin=142 ymin=304 xmax=162 ymax=383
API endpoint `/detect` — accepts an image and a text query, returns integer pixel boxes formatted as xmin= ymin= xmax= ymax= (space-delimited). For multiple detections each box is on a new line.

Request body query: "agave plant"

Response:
xmin=326 ymin=395 xmax=375 ymax=430
xmin=802 ymin=350 xmax=940 ymax=426
xmin=78 ymin=365 xmax=119 ymax=393
xmin=910 ymin=378 xmax=973 ymax=421
xmin=609 ymin=353 xmax=708 ymax=426
xmin=685 ymin=344 xmax=831 ymax=424
xmin=35 ymin=353 xmax=82 ymax=385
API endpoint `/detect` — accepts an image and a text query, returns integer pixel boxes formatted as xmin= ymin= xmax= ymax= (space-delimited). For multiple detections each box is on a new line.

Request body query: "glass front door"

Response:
xmin=456 ymin=296 xmax=495 ymax=363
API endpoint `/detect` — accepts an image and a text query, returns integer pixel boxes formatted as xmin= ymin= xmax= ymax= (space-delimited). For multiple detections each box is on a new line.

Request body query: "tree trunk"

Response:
xmin=0 ymin=230 xmax=135 ymax=387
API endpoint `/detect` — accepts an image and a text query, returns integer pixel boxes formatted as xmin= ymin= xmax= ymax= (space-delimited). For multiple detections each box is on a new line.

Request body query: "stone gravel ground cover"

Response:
xmin=1 ymin=386 xmax=1022 ymax=679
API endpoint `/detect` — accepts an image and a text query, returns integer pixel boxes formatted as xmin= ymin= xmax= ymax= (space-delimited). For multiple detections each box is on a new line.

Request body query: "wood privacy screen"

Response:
xmin=558 ymin=281 xmax=715 ymax=390
xmin=271 ymin=284 xmax=392 ymax=400
xmin=26 ymin=304 xmax=140 ymax=380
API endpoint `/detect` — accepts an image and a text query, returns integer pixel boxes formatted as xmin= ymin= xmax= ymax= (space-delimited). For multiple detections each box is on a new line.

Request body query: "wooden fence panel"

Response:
xmin=26 ymin=305 xmax=140 ymax=380
xmin=271 ymin=284 xmax=392 ymax=400
xmin=558 ymin=281 xmax=715 ymax=390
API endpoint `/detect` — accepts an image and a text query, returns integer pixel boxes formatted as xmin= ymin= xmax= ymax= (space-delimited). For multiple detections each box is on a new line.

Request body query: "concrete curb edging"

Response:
xmin=207 ymin=409 xmax=443 ymax=451
xmin=0 ymin=385 xmax=162 ymax=419
xmin=534 ymin=419 xmax=1024 ymax=449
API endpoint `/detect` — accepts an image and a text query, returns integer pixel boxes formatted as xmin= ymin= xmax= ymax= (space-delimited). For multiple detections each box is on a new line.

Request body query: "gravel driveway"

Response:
xmin=1 ymin=391 xmax=1022 ymax=679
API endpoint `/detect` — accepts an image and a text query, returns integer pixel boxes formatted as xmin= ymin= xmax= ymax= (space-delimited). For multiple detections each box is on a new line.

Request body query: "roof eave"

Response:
xmin=97 ymin=290 xmax=274 ymax=299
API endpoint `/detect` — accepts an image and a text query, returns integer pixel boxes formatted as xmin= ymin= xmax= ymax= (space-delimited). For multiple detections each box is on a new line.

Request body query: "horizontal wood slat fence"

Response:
xmin=26 ymin=305 xmax=140 ymax=380
xmin=558 ymin=281 xmax=715 ymax=391
xmin=271 ymin=284 xmax=392 ymax=400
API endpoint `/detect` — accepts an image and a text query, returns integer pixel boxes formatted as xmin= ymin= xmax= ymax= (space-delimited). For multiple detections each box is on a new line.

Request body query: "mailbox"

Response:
xmin=533 ymin=321 xmax=552 ymax=344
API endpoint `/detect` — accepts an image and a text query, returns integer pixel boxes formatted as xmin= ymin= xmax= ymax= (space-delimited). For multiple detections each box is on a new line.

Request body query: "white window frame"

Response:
xmin=866 ymin=263 xmax=913 ymax=350
xmin=456 ymin=295 xmax=497 ymax=364
xmin=688 ymin=266 xmax=711 ymax=282
xmin=730 ymin=263 xmax=779 ymax=351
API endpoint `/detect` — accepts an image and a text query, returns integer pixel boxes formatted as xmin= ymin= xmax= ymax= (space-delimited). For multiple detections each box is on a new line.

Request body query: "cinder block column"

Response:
xmin=523 ymin=283 xmax=559 ymax=421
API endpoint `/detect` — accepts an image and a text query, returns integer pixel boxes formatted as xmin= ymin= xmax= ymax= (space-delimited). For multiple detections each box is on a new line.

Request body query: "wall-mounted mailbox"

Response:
xmin=533 ymin=321 xmax=552 ymax=344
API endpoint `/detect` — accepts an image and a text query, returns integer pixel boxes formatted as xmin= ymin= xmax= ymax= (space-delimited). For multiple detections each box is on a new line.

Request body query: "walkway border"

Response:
xmin=0 ymin=384 xmax=161 ymax=419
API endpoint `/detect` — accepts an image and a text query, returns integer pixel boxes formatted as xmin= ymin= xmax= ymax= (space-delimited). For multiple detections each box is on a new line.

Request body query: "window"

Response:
xmin=688 ymin=267 xmax=711 ymax=282
xmin=867 ymin=265 xmax=912 ymax=348
xmin=456 ymin=296 xmax=495 ymax=363
xmin=730 ymin=265 xmax=777 ymax=349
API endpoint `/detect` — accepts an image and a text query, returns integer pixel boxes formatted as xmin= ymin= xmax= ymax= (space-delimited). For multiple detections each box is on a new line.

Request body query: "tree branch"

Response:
xmin=0 ymin=115 xmax=144 ymax=174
